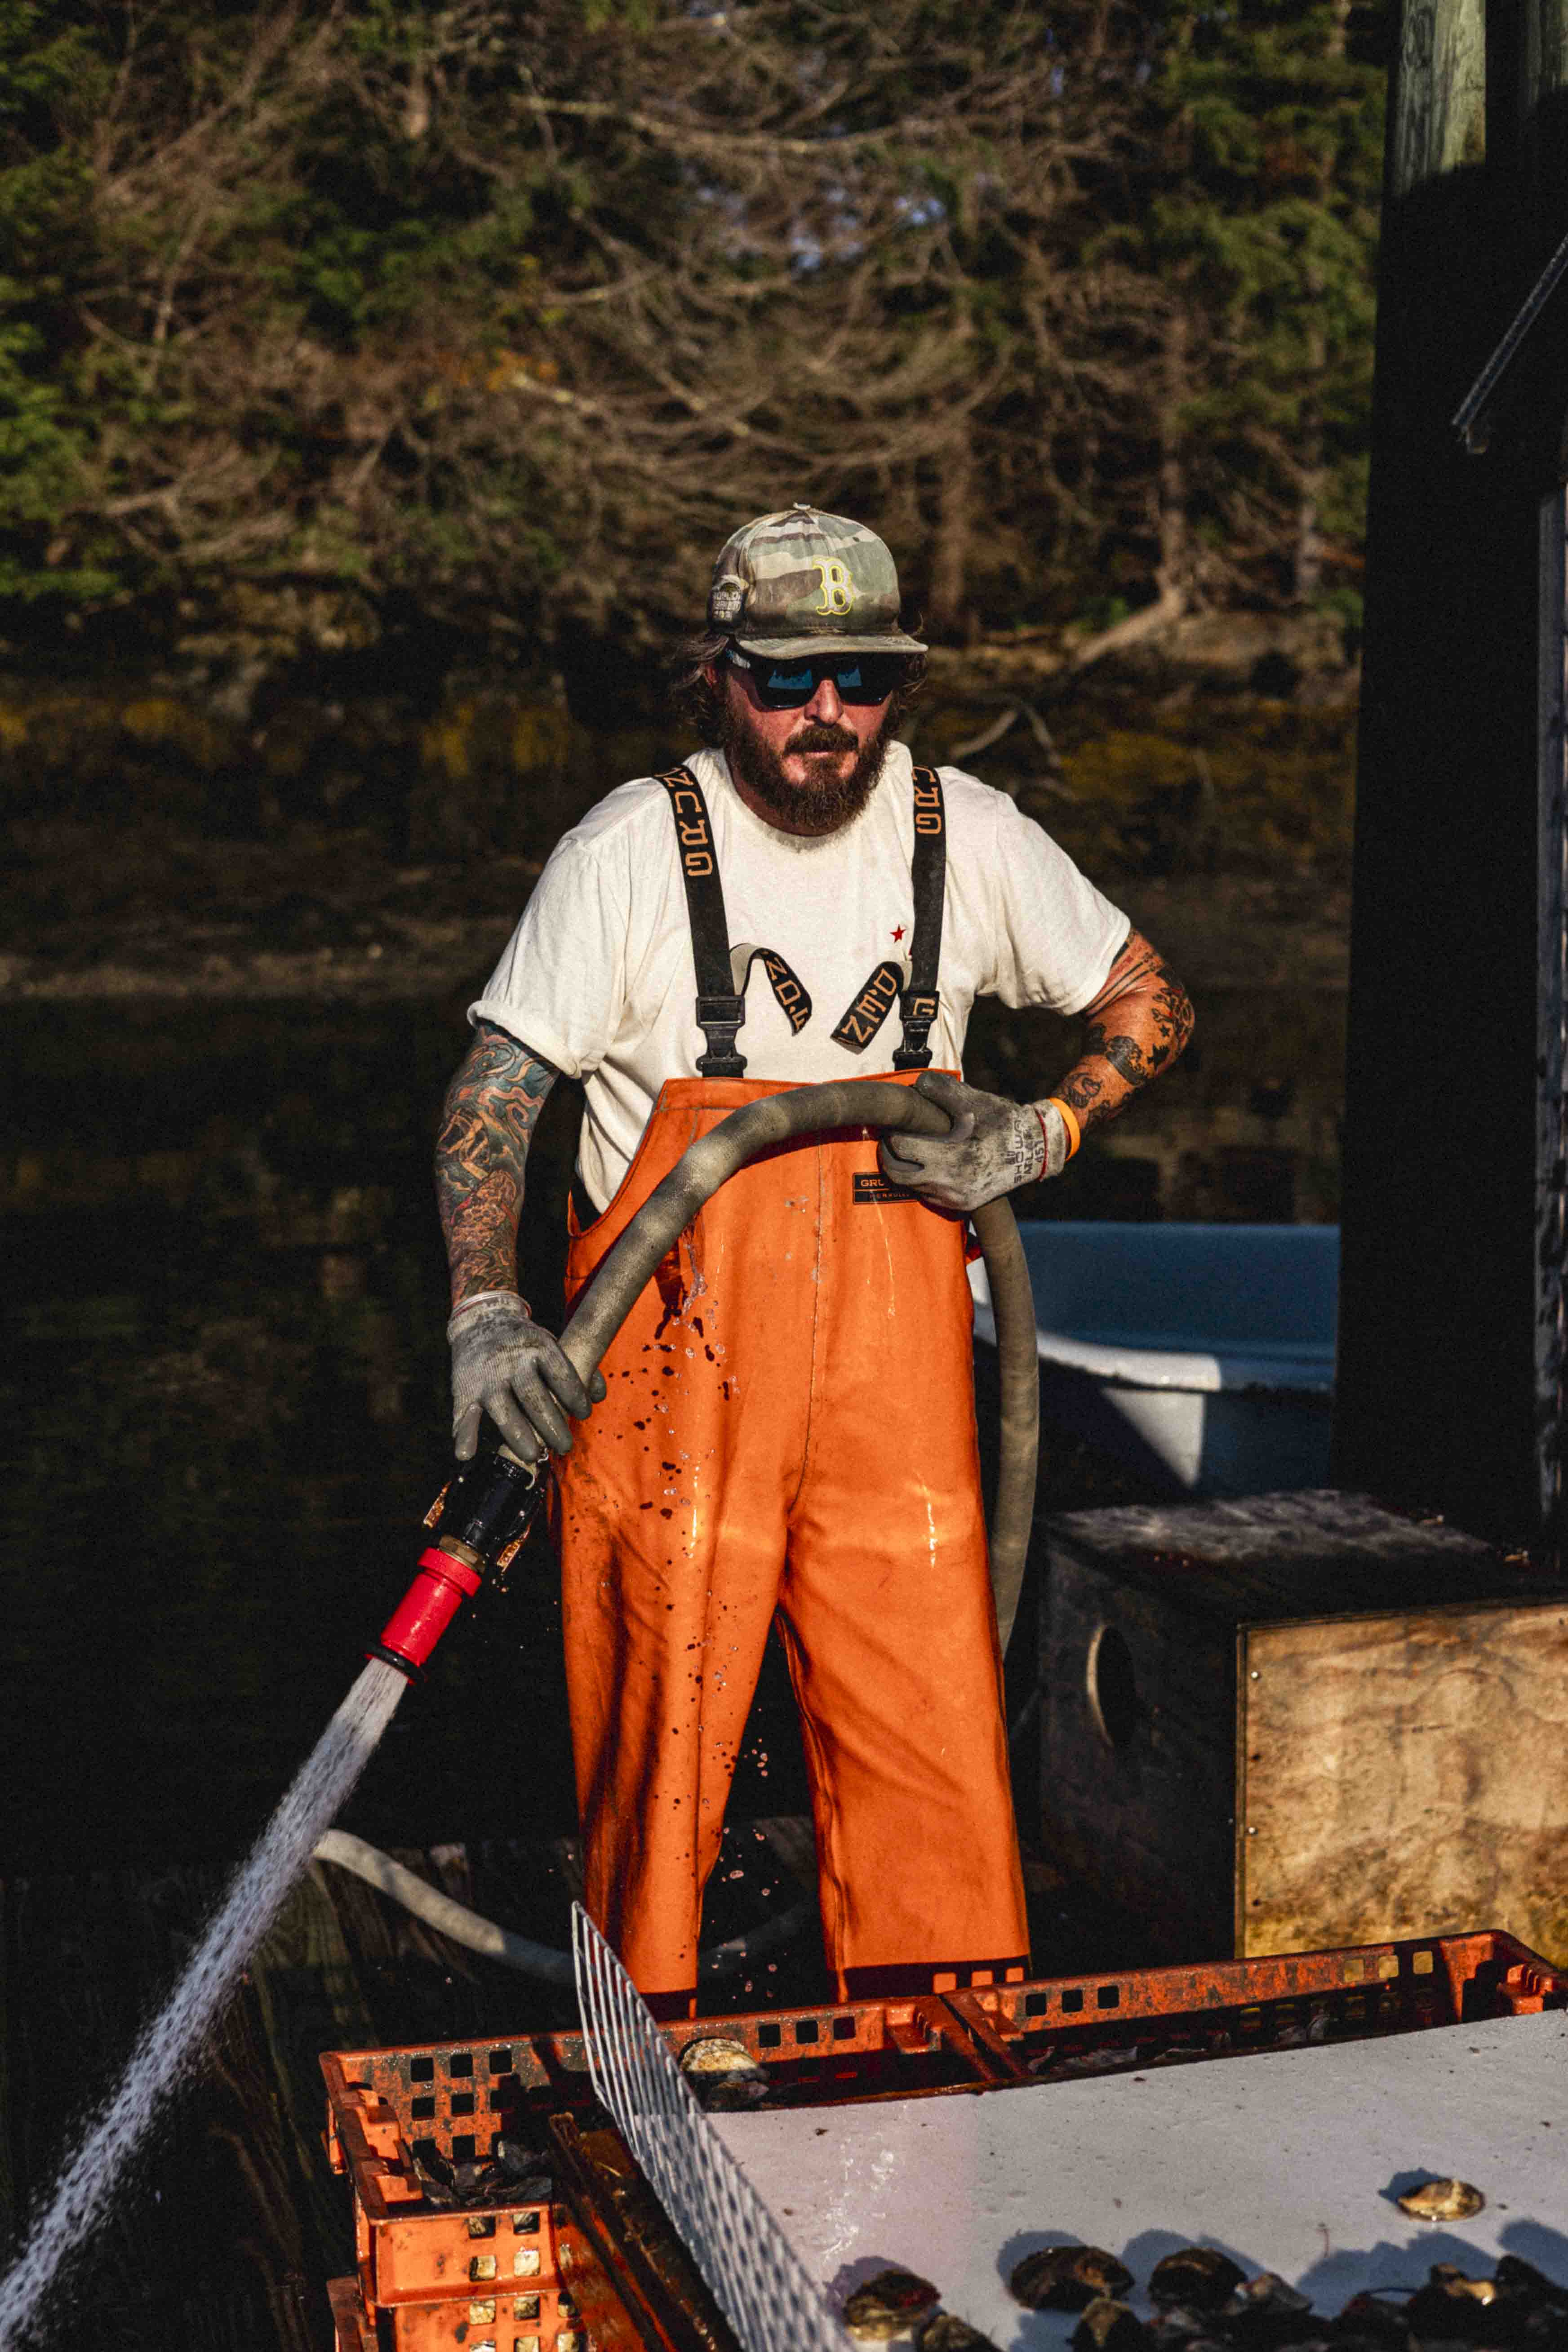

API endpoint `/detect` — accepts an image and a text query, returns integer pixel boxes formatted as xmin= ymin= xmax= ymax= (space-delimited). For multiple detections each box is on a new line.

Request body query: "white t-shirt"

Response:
xmin=472 ymin=740 xmax=1129 ymax=1210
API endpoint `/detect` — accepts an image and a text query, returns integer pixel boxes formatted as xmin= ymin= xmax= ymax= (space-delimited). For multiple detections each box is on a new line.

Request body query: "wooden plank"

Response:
xmin=1241 ymin=1597 xmax=1568 ymax=1959
xmin=1045 ymin=1492 xmax=1534 ymax=1625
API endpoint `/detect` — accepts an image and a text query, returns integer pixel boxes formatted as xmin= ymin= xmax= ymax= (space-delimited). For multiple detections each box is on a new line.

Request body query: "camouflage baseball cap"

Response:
xmin=707 ymin=503 xmax=927 ymax=658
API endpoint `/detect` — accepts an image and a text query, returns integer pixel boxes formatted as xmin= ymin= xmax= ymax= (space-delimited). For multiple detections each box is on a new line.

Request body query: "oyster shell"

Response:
xmin=843 ymin=2268 xmax=941 ymax=2340
xmin=1149 ymin=2250 xmax=1246 ymax=2312
xmin=678 ymin=2033 xmax=770 ymax=2110
xmin=1227 ymin=2274 xmax=1312 ymax=2316
xmin=1428 ymin=2262 xmax=1497 ymax=2305
xmin=1071 ymin=2296 xmax=1155 ymax=2352
xmin=915 ymin=2315 xmax=1000 ymax=2351
xmin=1494 ymin=2253 xmax=1568 ymax=2316
xmin=1010 ymin=2245 xmax=1134 ymax=2312
xmin=678 ymin=2034 xmax=759 ymax=2075
xmin=1395 ymin=2174 xmax=1484 ymax=2222
xmin=1333 ymin=2290 xmax=1422 ymax=2345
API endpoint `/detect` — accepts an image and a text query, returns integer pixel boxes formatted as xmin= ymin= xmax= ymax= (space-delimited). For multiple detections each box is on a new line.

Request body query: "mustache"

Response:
xmin=786 ymin=722 xmax=858 ymax=754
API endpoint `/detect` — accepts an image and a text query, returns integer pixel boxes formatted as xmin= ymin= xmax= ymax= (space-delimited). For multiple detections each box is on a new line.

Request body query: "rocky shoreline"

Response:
xmin=4 ymin=617 xmax=1358 ymax=1008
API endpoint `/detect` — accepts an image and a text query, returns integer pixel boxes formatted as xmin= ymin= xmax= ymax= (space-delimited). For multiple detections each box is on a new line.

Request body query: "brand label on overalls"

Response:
xmin=853 ymin=1170 xmax=918 ymax=1204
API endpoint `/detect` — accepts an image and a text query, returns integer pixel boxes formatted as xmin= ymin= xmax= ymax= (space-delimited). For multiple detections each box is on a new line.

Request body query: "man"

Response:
xmin=436 ymin=504 xmax=1193 ymax=2014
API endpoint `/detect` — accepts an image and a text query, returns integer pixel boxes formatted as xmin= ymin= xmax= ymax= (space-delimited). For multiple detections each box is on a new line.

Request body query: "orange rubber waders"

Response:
xmin=555 ymin=1073 xmax=1029 ymax=2010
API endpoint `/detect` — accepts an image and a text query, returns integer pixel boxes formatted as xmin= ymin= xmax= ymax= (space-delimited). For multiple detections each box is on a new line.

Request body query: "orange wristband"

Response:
xmin=1044 ymin=1096 xmax=1081 ymax=1161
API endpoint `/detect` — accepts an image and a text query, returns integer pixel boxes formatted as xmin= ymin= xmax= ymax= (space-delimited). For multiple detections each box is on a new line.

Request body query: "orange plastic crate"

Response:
xmin=324 ymin=1926 xmax=1566 ymax=2328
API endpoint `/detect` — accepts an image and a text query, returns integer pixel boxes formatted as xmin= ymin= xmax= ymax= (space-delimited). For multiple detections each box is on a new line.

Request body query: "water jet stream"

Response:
xmin=0 ymin=1658 xmax=407 ymax=2349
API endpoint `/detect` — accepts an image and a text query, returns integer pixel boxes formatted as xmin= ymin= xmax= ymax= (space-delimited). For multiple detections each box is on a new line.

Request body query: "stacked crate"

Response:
xmin=322 ymin=1935 xmax=1566 ymax=2348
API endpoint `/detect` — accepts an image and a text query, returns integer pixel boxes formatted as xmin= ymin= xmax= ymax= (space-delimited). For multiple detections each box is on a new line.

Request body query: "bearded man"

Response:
xmin=435 ymin=504 xmax=1194 ymax=2014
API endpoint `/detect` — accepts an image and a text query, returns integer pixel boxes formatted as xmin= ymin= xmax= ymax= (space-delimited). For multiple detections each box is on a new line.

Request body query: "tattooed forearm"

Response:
xmin=1052 ymin=927 xmax=1195 ymax=1135
xmin=435 ymin=1019 xmax=560 ymax=1309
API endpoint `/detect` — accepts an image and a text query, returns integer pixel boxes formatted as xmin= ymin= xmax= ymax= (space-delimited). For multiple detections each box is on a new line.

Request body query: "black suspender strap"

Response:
xmin=657 ymin=765 xmax=748 ymax=1076
xmin=893 ymin=765 xmax=946 ymax=1069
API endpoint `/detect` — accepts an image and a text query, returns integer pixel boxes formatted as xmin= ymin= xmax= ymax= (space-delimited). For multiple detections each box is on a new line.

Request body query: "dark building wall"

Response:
xmin=1336 ymin=0 xmax=1567 ymax=1544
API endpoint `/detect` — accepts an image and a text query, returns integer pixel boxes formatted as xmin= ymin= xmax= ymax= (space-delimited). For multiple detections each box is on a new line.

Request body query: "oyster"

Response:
xmin=1149 ymin=2250 xmax=1246 ymax=2312
xmin=1395 ymin=2174 xmax=1485 ymax=2222
xmin=1428 ymin=2263 xmax=1497 ymax=2305
xmin=843 ymin=2268 xmax=942 ymax=2340
xmin=412 ymin=2160 xmax=459 ymax=2210
xmin=493 ymin=2135 xmax=549 ymax=2179
xmin=1010 ymin=2245 xmax=1134 ymax=2311
xmin=679 ymin=2034 xmax=758 ymax=2074
xmin=1331 ymin=2290 xmax=1421 ymax=2346
xmin=1218 ymin=2272 xmax=1320 ymax=2348
xmin=678 ymin=2033 xmax=771 ymax=2110
xmin=915 ymin=2316 xmax=1000 ymax=2352
xmin=1227 ymin=2275 xmax=1312 ymax=2316
xmin=1403 ymin=2265 xmax=1509 ymax=2342
xmin=1147 ymin=2308 xmax=1220 ymax=2346
xmin=1495 ymin=2254 xmax=1568 ymax=2318
xmin=1071 ymin=2297 xmax=1155 ymax=2352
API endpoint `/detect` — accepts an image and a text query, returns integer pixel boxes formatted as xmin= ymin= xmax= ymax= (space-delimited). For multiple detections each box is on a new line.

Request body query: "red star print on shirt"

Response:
xmin=891 ymin=924 xmax=906 ymax=942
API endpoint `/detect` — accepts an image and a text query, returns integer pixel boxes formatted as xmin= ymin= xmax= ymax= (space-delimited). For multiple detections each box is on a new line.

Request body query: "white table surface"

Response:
xmin=715 ymin=2010 xmax=1568 ymax=2347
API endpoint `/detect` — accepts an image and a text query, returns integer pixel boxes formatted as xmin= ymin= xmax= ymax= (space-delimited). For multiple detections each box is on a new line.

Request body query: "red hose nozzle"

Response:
xmin=369 ymin=1446 xmax=547 ymax=1680
xmin=370 ymin=1545 xmax=483 ymax=1680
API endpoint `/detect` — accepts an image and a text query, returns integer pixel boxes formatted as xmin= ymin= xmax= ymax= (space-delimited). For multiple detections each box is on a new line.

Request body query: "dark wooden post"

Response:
xmin=1526 ymin=9 xmax=1568 ymax=1547
xmin=1335 ymin=0 xmax=1568 ymax=1548
xmin=1535 ymin=462 xmax=1568 ymax=1538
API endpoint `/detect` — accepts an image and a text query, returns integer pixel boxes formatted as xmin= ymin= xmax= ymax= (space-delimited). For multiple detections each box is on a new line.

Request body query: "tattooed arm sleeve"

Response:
xmin=435 ymin=1019 xmax=560 ymax=1311
xmin=1051 ymin=927 xmax=1195 ymax=1137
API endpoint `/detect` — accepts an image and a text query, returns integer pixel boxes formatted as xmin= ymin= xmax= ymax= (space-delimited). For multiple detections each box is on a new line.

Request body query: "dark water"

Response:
xmin=0 ymin=990 xmax=1344 ymax=1871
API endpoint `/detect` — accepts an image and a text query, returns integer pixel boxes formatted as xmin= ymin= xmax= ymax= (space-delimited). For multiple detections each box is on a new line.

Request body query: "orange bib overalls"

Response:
xmin=555 ymin=768 xmax=1029 ymax=2008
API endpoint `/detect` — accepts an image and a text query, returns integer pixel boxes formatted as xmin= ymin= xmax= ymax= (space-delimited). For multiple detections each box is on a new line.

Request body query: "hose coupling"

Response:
xmin=370 ymin=1447 xmax=546 ymax=1680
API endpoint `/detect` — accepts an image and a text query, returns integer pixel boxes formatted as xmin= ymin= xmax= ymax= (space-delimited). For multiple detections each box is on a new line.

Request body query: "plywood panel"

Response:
xmin=1240 ymin=1599 xmax=1568 ymax=1959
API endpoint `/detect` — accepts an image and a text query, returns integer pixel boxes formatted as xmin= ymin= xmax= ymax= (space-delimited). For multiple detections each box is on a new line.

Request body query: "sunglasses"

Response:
xmin=724 ymin=644 xmax=908 ymax=710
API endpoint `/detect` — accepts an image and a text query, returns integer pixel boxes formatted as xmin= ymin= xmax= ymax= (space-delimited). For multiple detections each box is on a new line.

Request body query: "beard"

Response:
xmin=719 ymin=700 xmax=895 ymax=837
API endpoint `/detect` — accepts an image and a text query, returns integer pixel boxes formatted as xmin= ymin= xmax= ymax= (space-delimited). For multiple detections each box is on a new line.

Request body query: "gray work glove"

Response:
xmin=877 ymin=1070 xmax=1069 ymax=1213
xmin=448 ymin=1290 xmax=606 ymax=1462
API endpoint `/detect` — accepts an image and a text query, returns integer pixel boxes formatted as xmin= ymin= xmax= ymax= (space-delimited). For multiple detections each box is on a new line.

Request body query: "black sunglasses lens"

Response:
xmin=753 ymin=656 xmax=903 ymax=707
xmin=842 ymin=657 xmax=904 ymax=703
xmin=755 ymin=662 xmax=817 ymax=705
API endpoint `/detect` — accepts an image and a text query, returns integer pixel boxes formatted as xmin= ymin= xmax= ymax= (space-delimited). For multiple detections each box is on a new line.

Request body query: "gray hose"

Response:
xmin=312 ymin=1830 xmax=813 ymax=1984
xmin=557 ymin=1079 xmax=1039 ymax=1652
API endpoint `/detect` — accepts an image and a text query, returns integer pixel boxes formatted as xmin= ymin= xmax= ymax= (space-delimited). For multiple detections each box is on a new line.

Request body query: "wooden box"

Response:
xmin=1039 ymin=1489 xmax=1568 ymax=1963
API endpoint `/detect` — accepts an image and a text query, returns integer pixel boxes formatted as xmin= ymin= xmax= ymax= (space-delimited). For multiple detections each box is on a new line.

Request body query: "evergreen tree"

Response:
xmin=0 ymin=0 xmax=1383 ymax=658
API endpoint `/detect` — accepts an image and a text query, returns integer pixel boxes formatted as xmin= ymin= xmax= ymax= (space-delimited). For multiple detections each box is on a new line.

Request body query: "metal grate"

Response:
xmin=570 ymin=1905 xmax=849 ymax=2352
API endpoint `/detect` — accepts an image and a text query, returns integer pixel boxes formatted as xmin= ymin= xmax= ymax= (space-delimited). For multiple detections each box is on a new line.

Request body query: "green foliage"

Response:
xmin=0 ymin=0 xmax=1384 ymax=648
xmin=0 ymin=3 xmax=116 ymax=601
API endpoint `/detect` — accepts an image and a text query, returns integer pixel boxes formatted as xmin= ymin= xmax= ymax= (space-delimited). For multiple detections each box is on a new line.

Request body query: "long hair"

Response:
xmin=667 ymin=630 xmax=928 ymax=744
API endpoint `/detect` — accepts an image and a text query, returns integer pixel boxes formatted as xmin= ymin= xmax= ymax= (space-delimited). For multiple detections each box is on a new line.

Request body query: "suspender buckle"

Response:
xmin=694 ymin=991 xmax=747 ymax=1076
xmin=893 ymin=987 xmax=940 ymax=1070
